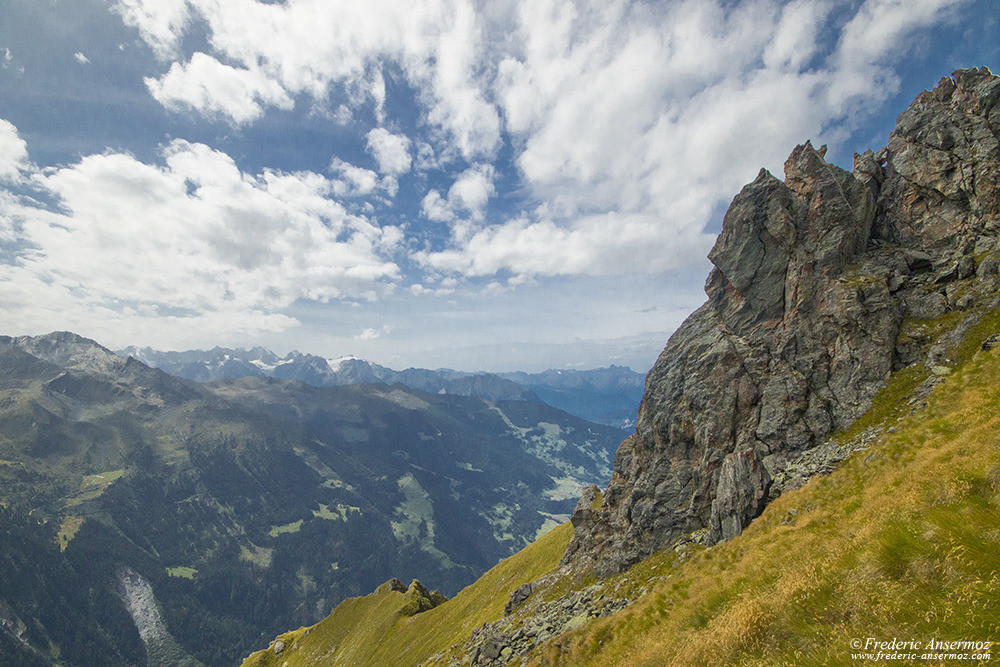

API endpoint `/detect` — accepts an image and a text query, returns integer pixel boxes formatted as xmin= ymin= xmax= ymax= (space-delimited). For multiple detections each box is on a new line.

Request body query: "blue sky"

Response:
xmin=0 ymin=0 xmax=997 ymax=372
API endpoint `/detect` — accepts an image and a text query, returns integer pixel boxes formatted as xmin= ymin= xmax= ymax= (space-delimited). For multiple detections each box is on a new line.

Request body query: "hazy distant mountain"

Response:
xmin=120 ymin=345 xmax=541 ymax=403
xmin=1 ymin=332 xmax=625 ymax=666
xmin=119 ymin=346 xmax=644 ymax=428
xmin=496 ymin=366 xmax=645 ymax=428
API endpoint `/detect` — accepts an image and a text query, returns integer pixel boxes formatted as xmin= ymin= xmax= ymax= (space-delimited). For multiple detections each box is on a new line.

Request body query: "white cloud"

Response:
xmin=763 ymin=0 xmax=830 ymax=71
xmin=419 ymin=0 xmax=970 ymax=281
xmin=113 ymin=0 xmax=190 ymax=59
xmin=366 ymin=127 xmax=412 ymax=175
xmin=146 ymin=52 xmax=294 ymax=125
xmin=355 ymin=324 xmax=392 ymax=341
xmin=421 ymin=189 xmax=452 ymax=222
xmin=331 ymin=104 xmax=353 ymax=125
xmin=0 ymin=119 xmax=29 ymax=182
xmin=828 ymin=0 xmax=967 ymax=111
xmin=449 ymin=164 xmax=495 ymax=215
xmin=0 ymin=134 xmax=403 ymax=346
xmin=329 ymin=158 xmax=380 ymax=197
xmin=424 ymin=0 xmax=501 ymax=159
xmin=420 ymin=163 xmax=495 ymax=236
xmin=73 ymin=52 xmax=91 ymax=65
xmin=417 ymin=212 xmax=711 ymax=278
xmin=121 ymin=0 xmax=500 ymax=157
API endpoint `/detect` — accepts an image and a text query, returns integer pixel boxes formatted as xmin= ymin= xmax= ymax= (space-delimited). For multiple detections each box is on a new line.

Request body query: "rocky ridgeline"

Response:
xmin=563 ymin=67 xmax=1000 ymax=576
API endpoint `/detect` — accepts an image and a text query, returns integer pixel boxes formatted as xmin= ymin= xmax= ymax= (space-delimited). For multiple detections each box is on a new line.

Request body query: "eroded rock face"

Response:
xmin=565 ymin=67 xmax=1000 ymax=576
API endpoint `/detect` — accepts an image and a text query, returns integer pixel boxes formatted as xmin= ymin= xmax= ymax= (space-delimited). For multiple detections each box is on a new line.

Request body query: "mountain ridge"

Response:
xmin=238 ymin=66 xmax=1000 ymax=666
xmin=118 ymin=345 xmax=645 ymax=428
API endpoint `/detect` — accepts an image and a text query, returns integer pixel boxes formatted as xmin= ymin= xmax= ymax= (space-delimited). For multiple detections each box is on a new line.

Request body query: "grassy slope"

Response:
xmin=240 ymin=311 xmax=1000 ymax=667
xmin=240 ymin=522 xmax=574 ymax=667
xmin=525 ymin=341 xmax=1000 ymax=665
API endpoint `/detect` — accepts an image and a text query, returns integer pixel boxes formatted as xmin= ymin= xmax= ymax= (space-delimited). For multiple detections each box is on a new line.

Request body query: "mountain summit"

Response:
xmin=564 ymin=66 xmax=1000 ymax=575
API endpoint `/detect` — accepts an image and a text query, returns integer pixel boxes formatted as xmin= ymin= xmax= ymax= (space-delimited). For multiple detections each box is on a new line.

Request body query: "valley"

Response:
xmin=0 ymin=333 xmax=626 ymax=665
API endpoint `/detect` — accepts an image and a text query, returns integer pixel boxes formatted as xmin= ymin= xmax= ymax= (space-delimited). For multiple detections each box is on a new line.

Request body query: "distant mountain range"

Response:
xmin=119 ymin=346 xmax=645 ymax=428
xmin=0 ymin=332 xmax=628 ymax=666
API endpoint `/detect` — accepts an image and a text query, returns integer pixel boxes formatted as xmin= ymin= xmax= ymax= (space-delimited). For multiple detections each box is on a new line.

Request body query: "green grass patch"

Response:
xmin=832 ymin=362 xmax=928 ymax=446
xmin=241 ymin=544 xmax=274 ymax=568
xmin=239 ymin=522 xmax=574 ymax=667
xmin=57 ymin=515 xmax=83 ymax=551
xmin=267 ymin=520 xmax=303 ymax=537
xmin=65 ymin=469 xmax=125 ymax=508
xmin=166 ymin=566 xmax=198 ymax=579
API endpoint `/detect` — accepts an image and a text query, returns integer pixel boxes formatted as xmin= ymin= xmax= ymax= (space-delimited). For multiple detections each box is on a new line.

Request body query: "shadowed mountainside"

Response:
xmin=0 ymin=333 xmax=624 ymax=666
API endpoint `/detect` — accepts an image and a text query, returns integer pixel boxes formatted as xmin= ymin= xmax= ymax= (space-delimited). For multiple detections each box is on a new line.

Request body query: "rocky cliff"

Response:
xmin=564 ymin=67 xmax=1000 ymax=576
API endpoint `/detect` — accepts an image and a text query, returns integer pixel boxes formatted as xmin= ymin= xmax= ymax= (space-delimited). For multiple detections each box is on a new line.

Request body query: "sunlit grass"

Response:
xmin=267 ymin=519 xmax=303 ymax=537
xmin=240 ymin=522 xmax=574 ymax=667
xmin=527 ymin=343 xmax=1000 ymax=666
xmin=166 ymin=566 xmax=198 ymax=579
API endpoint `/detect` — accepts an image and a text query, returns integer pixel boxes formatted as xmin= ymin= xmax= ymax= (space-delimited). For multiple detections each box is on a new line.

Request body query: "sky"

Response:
xmin=0 ymin=0 xmax=997 ymax=372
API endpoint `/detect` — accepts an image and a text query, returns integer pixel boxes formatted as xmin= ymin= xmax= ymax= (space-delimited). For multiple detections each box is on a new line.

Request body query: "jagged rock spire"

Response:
xmin=564 ymin=67 xmax=1000 ymax=576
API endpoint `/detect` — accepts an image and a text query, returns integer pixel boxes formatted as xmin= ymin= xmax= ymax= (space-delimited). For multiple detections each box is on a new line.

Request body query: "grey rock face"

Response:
xmin=564 ymin=67 xmax=1000 ymax=576
xmin=707 ymin=449 xmax=771 ymax=543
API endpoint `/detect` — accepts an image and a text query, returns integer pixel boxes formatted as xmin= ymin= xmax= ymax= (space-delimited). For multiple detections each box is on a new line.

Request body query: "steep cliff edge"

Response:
xmin=564 ymin=67 xmax=1000 ymax=576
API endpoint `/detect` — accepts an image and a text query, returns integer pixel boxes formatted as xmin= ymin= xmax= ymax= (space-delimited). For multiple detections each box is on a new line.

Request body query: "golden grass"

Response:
xmin=238 ymin=308 xmax=1000 ymax=667
xmin=527 ymin=344 xmax=1000 ymax=666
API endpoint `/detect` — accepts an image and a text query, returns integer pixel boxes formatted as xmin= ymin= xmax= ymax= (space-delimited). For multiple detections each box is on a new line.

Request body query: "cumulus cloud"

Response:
xmin=419 ymin=0 xmax=971 ymax=280
xmin=420 ymin=164 xmax=495 ymax=237
xmin=118 ymin=0 xmax=501 ymax=156
xmin=354 ymin=324 xmax=392 ymax=341
xmin=146 ymin=52 xmax=294 ymax=124
xmin=329 ymin=158 xmax=380 ymax=197
xmin=417 ymin=212 xmax=709 ymax=278
xmin=366 ymin=128 xmax=412 ymax=175
xmin=113 ymin=0 xmax=190 ymax=59
xmin=73 ymin=52 xmax=91 ymax=65
xmin=0 ymin=127 xmax=403 ymax=346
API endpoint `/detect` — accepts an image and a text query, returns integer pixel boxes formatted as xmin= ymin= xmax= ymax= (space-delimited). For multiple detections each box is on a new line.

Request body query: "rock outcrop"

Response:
xmin=564 ymin=67 xmax=1000 ymax=576
xmin=462 ymin=583 xmax=630 ymax=666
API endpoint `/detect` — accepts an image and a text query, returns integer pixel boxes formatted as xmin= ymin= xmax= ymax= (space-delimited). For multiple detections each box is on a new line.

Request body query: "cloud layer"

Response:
xmin=0 ymin=127 xmax=401 ymax=346
xmin=0 ymin=0 xmax=979 ymax=360
xmin=114 ymin=0 xmax=970 ymax=285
